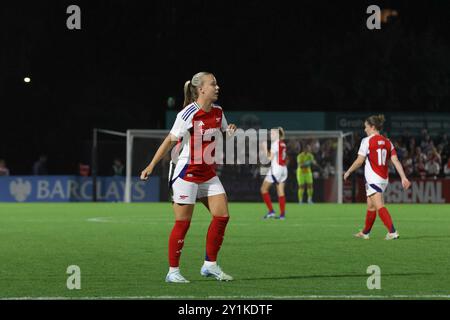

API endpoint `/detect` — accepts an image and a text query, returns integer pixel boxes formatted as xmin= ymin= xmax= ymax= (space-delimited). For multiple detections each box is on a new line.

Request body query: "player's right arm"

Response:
xmin=140 ymin=134 xmax=178 ymax=180
xmin=344 ymin=155 xmax=365 ymax=180
xmin=141 ymin=108 xmax=191 ymax=180
xmin=344 ymin=137 xmax=367 ymax=180
xmin=390 ymin=155 xmax=411 ymax=190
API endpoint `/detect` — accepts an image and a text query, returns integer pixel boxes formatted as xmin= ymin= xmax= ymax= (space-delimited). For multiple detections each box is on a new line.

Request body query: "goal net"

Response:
xmin=124 ymin=129 xmax=349 ymax=203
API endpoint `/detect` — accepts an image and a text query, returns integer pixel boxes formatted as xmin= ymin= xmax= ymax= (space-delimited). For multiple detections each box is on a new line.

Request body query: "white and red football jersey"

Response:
xmin=170 ymin=102 xmax=228 ymax=183
xmin=270 ymin=139 xmax=287 ymax=170
xmin=358 ymin=134 xmax=397 ymax=183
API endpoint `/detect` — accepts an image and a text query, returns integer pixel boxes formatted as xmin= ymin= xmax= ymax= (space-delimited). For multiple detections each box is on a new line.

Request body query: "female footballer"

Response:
xmin=260 ymin=127 xmax=288 ymax=219
xmin=344 ymin=115 xmax=411 ymax=240
xmin=141 ymin=72 xmax=236 ymax=283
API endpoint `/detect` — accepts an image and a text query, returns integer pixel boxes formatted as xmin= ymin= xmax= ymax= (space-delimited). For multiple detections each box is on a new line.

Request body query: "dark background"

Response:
xmin=1 ymin=0 xmax=450 ymax=174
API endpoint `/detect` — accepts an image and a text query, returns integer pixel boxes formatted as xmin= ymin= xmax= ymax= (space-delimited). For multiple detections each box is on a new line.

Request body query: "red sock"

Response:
xmin=168 ymin=220 xmax=191 ymax=267
xmin=378 ymin=207 xmax=396 ymax=233
xmin=205 ymin=216 xmax=229 ymax=262
xmin=362 ymin=210 xmax=377 ymax=234
xmin=262 ymin=192 xmax=273 ymax=212
xmin=279 ymin=196 xmax=286 ymax=216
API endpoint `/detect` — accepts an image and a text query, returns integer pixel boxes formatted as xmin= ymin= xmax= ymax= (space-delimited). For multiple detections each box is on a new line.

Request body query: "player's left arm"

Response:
xmin=220 ymin=111 xmax=236 ymax=138
xmin=344 ymin=155 xmax=365 ymax=181
xmin=390 ymin=155 xmax=411 ymax=190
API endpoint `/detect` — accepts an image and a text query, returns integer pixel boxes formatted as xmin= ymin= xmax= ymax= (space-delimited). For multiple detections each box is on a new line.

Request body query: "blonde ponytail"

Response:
xmin=182 ymin=72 xmax=212 ymax=108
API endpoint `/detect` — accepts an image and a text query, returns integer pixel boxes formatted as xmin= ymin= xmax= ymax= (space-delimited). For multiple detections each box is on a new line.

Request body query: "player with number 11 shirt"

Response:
xmin=344 ymin=115 xmax=411 ymax=240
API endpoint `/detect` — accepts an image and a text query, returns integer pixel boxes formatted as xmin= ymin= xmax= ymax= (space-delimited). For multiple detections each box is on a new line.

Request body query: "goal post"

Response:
xmin=91 ymin=128 xmax=127 ymax=202
xmin=124 ymin=129 xmax=351 ymax=203
xmin=125 ymin=130 xmax=169 ymax=203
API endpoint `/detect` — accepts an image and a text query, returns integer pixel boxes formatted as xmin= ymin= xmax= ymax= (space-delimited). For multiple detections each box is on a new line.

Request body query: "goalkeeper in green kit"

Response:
xmin=296 ymin=144 xmax=317 ymax=204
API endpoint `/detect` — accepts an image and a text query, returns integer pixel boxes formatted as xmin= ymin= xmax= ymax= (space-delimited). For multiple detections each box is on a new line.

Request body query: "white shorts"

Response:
xmin=264 ymin=166 xmax=288 ymax=184
xmin=171 ymin=176 xmax=226 ymax=204
xmin=366 ymin=182 xmax=388 ymax=197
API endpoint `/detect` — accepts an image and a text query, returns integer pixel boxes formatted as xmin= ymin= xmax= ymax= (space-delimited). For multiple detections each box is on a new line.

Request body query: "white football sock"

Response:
xmin=203 ymin=261 xmax=217 ymax=267
xmin=169 ymin=267 xmax=179 ymax=273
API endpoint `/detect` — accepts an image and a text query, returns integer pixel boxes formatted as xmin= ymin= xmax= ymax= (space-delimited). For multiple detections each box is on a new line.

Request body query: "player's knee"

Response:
xmin=213 ymin=212 xmax=229 ymax=218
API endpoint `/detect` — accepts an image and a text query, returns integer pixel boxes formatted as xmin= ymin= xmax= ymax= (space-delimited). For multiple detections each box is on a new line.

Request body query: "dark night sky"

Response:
xmin=1 ymin=0 xmax=450 ymax=174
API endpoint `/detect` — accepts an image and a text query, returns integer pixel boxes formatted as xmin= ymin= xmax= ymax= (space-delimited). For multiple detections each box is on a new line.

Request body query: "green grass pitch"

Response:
xmin=0 ymin=202 xmax=449 ymax=299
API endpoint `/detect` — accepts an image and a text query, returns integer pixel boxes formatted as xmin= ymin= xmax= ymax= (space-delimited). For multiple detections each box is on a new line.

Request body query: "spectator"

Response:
xmin=408 ymin=137 xmax=416 ymax=155
xmin=32 ymin=155 xmax=48 ymax=175
xmin=311 ymin=139 xmax=320 ymax=154
xmin=429 ymin=147 xmax=442 ymax=165
xmin=394 ymin=140 xmax=407 ymax=161
xmin=402 ymin=151 xmax=414 ymax=177
xmin=439 ymin=133 xmax=449 ymax=165
xmin=322 ymin=161 xmax=335 ymax=178
xmin=78 ymin=163 xmax=89 ymax=176
xmin=420 ymin=129 xmax=428 ymax=142
xmin=425 ymin=156 xmax=440 ymax=178
xmin=439 ymin=133 xmax=448 ymax=150
xmin=413 ymin=147 xmax=427 ymax=167
xmin=0 ymin=159 xmax=10 ymax=176
xmin=112 ymin=158 xmax=124 ymax=176
xmin=444 ymin=159 xmax=450 ymax=177
xmin=415 ymin=157 xmax=427 ymax=179
xmin=437 ymin=144 xmax=444 ymax=160
xmin=420 ymin=133 xmax=433 ymax=154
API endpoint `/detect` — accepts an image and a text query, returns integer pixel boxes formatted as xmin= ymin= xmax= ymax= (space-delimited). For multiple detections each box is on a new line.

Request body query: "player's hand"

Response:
xmin=343 ymin=171 xmax=350 ymax=181
xmin=402 ymin=178 xmax=411 ymax=190
xmin=140 ymin=167 xmax=153 ymax=181
xmin=226 ymin=124 xmax=237 ymax=136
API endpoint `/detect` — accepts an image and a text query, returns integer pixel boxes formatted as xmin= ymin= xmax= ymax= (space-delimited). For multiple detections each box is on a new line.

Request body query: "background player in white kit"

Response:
xmin=344 ymin=115 xmax=411 ymax=240
xmin=260 ymin=127 xmax=288 ymax=220
xmin=140 ymin=72 xmax=237 ymax=283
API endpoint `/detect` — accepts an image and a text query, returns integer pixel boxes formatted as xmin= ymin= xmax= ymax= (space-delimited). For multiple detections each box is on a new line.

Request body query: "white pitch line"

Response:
xmin=86 ymin=217 xmax=113 ymax=223
xmin=2 ymin=294 xmax=450 ymax=300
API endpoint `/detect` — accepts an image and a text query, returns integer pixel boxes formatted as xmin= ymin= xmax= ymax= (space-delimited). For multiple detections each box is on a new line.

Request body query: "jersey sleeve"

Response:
xmin=389 ymin=140 xmax=397 ymax=157
xmin=358 ymin=138 xmax=369 ymax=157
xmin=170 ymin=111 xmax=193 ymax=139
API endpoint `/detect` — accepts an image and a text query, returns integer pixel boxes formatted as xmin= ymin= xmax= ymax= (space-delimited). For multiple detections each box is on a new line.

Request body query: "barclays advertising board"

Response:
xmin=0 ymin=176 xmax=159 ymax=202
